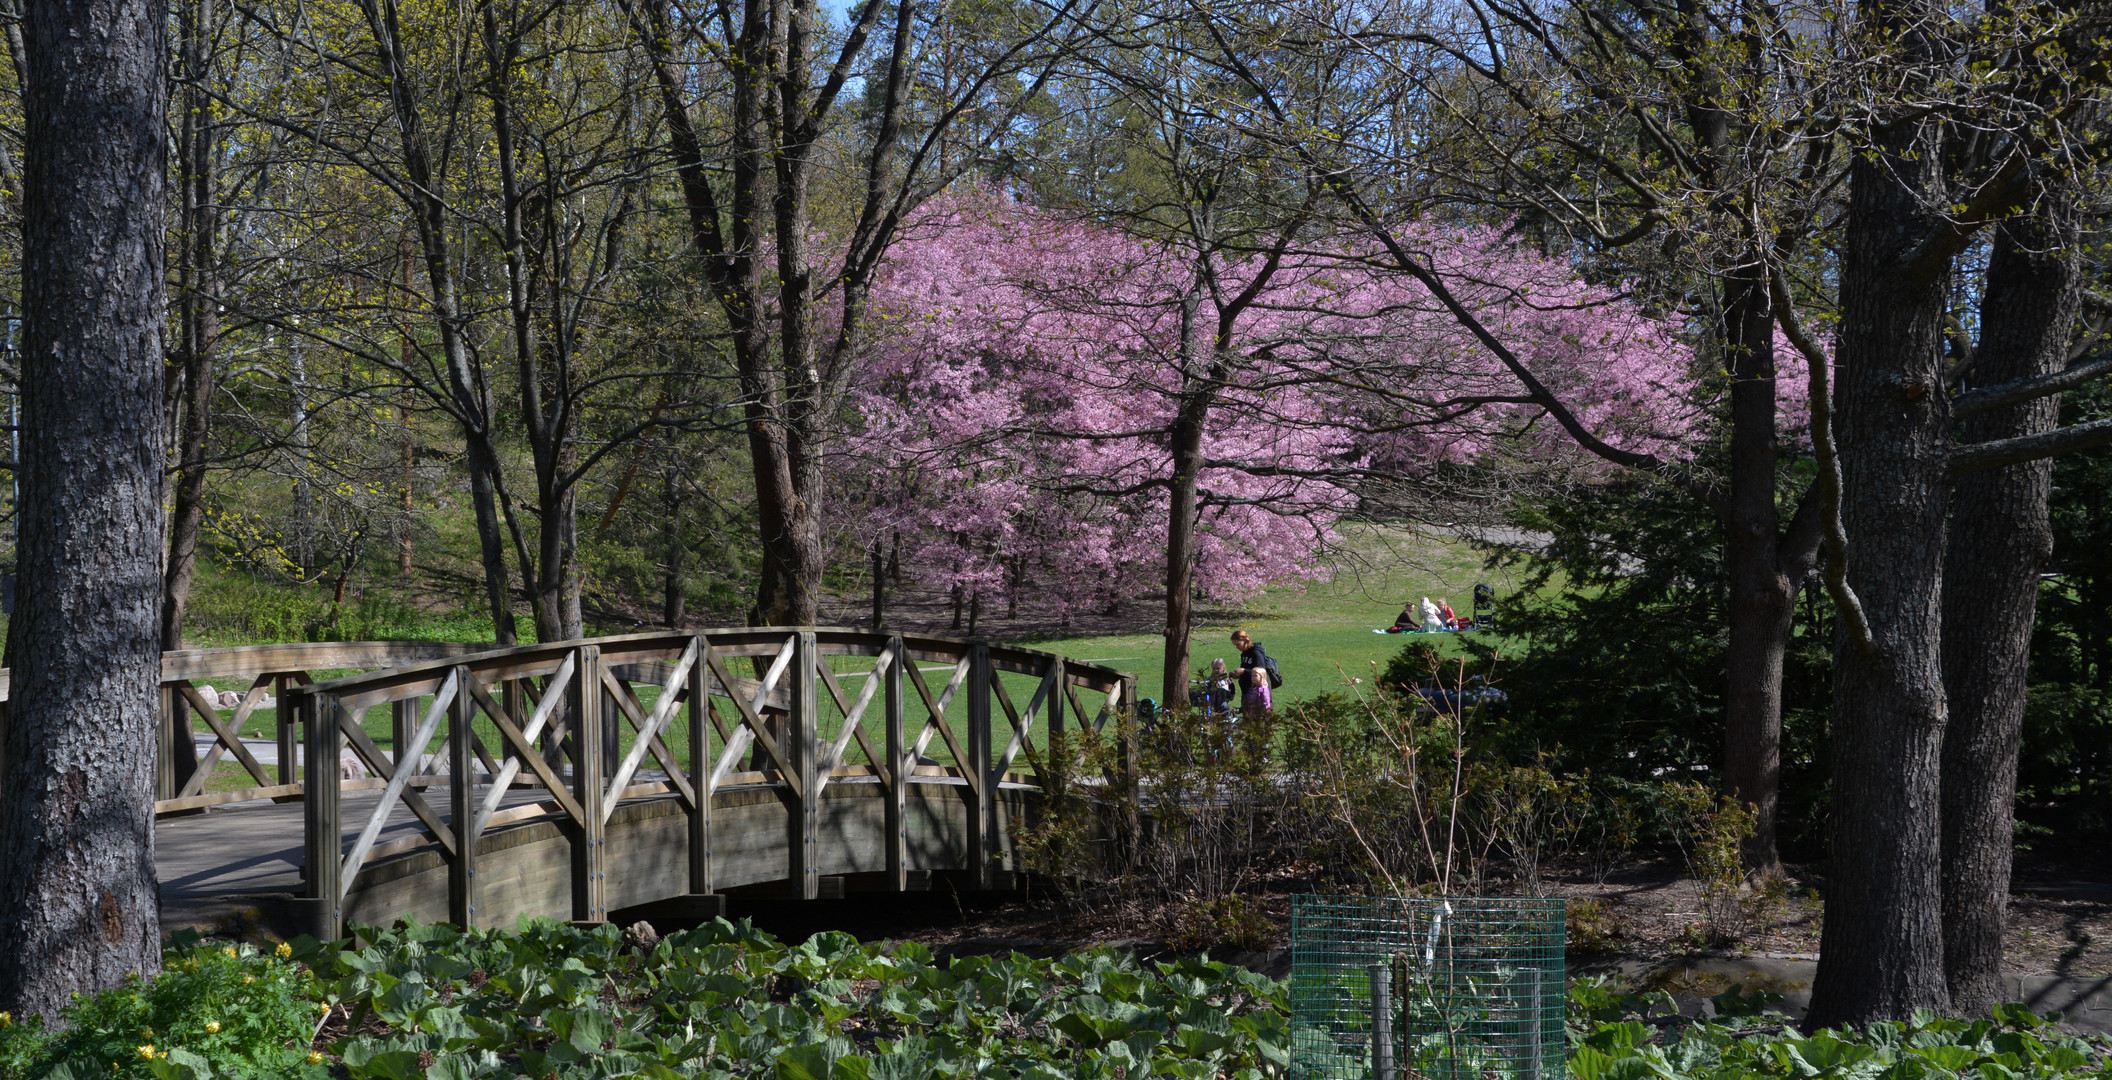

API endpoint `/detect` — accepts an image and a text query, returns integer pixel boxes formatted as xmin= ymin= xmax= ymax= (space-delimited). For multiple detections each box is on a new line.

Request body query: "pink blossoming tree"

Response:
xmin=845 ymin=188 xmax=1700 ymax=700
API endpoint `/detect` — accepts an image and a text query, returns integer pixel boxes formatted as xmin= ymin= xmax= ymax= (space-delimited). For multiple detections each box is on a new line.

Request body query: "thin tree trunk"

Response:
xmin=663 ymin=473 xmax=686 ymax=628
xmin=533 ymin=492 xmax=567 ymax=642
xmin=868 ymin=541 xmax=882 ymax=630
xmin=1721 ymin=265 xmax=1792 ymax=874
xmin=288 ymin=338 xmax=315 ymax=581
xmin=399 ymin=401 xmax=414 ymax=577
xmin=0 ymin=0 xmax=168 ymax=1016
xmin=162 ymin=0 xmax=218 ymax=651
xmin=1807 ymin=98 xmax=1955 ymax=1027
xmin=465 ymin=437 xmax=517 ymax=644
xmin=559 ymin=494 xmax=583 ymax=640
xmin=1162 ymin=413 xmax=1204 ymax=705
xmin=398 ymin=245 xmax=416 ymax=579
xmin=362 ymin=0 xmax=516 ymax=644
xmin=1940 ymin=198 xmax=2078 ymax=1015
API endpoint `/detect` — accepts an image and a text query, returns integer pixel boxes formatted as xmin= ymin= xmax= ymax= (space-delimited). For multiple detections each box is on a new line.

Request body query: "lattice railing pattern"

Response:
xmin=264 ymin=628 xmax=1131 ymax=940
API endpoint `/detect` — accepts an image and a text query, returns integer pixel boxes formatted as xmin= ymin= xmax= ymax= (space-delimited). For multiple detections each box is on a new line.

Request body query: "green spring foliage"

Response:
xmin=7 ymin=922 xmax=2107 ymax=1080
xmin=1568 ymin=979 xmax=2112 ymax=1080
xmin=301 ymin=918 xmax=1289 ymax=1080
xmin=0 ymin=933 xmax=324 ymax=1080
xmin=4 ymin=919 xmax=1290 ymax=1080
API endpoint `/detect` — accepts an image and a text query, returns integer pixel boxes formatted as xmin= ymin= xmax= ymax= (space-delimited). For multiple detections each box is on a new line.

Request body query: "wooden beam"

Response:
xmin=177 ymin=683 xmax=274 ymax=788
xmin=791 ymin=632 xmax=819 ymax=900
xmin=689 ymin=634 xmax=712 ymax=896
xmin=338 ymin=706 xmax=458 ymax=858
xmin=598 ymin=642 xmax=701 ymax=818
xmin=465 ymin=672 xmax=587 ymax=831
xmin=302 ymin=690 xmax=343 ymax=940
xmin=571 ymin=645 xmax=606 ymax=922
xmin=813 ymin=647 xmax=889 ymax=793
xmin=450 ymin=668 xmax=477 ymax=927
xmin=155 ymin=781 xmax=304 ymax=815
xmin=968 ymin=643 xmax=994 ymax=890
xmin=703 ymin=645 xmax=800 ymax=794
xmin=275 ymin=674 xmax=296 ymax=787
xmin=885 ymin=636 xmax=906 ymax=891
xmin=903 ymin=656 xmax=978 ymax=796
xmin=340 ymin=672 xmax=457 ymax=900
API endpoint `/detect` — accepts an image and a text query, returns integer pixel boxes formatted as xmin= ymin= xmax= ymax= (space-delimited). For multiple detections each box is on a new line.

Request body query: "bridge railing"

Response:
xmin=0 ymin=640 xmax=499 ymax=815
xmin=282 ymin=628 xmax=1133 ymax=939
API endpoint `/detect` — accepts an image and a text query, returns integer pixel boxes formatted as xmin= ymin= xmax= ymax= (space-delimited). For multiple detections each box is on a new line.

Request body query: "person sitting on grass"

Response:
xmin=1418 ymin=597 xmax=1445 ymax=632
xmin=1438 ymin=597 xmax=1459 ymax=630
xmin=1391 ymin=602 xmax=1419 ymax=631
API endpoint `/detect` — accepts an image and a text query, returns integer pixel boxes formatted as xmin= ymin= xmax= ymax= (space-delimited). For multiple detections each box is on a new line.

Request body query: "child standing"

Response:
xmin=1241 ymin=661 xmax=1272 ymax=720
xmin=1205 ymin=657 xmax=1237 ymax=715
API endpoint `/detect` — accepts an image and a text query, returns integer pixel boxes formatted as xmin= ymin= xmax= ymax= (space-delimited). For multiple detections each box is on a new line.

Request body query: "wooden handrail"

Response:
xmin=121 ymin=628 xmax=1132 ymax=940
xmin=0 ymin=640 xmax=495 ymax=702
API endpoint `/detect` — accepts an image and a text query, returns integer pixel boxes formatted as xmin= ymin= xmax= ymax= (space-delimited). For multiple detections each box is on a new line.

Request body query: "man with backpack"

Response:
xmin=1229 ymin=629 xmax=1281 ymax=718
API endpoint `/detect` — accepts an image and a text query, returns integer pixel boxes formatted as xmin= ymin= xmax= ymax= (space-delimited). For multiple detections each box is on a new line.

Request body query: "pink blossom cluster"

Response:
xmin=839 ymin=187 xmax=1700 ymax=617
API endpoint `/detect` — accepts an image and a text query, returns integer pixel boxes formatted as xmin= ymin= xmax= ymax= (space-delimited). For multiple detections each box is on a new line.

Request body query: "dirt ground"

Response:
xmin=831 ymin=854 xmax=2112 ymax=978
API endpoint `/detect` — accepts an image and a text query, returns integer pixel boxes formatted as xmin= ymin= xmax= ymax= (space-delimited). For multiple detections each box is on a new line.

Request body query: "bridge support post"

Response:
xmin=1047 ymin=656 xmax=1065 ymax=800
xmin=302 ymin=688 xmax=342 ymax=941
xmin=449 ymin=667 xmax=477 ymax=929
xmin=688 ymin=634 xmax=712 ymax=896
xmin=391 ymin=698 xmax=412 ymax=774
xmin=274 ymin=674 xmax=296 ymax=786
xmin=571 ymin=644 xmax=606 ymax=922
xmin=792 ymin=631 xmax=819 ymax=900
xmin=885 ymin=636 xmax=907 ymax=891
xmin=969 ymin=642 xmax=994 ymax=890
xmin=161 ymin=685 xmax=201 ymax=801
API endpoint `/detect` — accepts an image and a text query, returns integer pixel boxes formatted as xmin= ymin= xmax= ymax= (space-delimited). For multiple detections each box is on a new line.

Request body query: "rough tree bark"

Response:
xmin=1721 ymin=264 xmax=1823 ymax=874
xmin=1939 ymin=197 xmax=2079 ymax=1015
xmin=0 ymin=0 xmax=169 ymax=1017
xmin=1806 ymin=51 xmax=1956 ymax=1024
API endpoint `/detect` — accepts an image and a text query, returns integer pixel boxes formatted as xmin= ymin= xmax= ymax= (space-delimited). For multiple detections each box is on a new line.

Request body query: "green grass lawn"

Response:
xmin=173 ymin=523 xmax=1542 ymax=796
xmin=1033 ymin=524 xmax=1533 ymax=705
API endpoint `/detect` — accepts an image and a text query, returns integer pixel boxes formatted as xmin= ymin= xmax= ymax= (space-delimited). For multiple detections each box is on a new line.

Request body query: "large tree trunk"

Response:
xmin=1939 ymin=199 xmax=2078 ymax=1015
xmin=161 ymin=0 xmax=219 ymax=651
xmin=1807 ymin=100 xmax=1955 ymax=1028
xmin=0 ymin=0 xmax=168 ymax=1017
xmin=1721 ymin=265 xmax=1793 ymax=874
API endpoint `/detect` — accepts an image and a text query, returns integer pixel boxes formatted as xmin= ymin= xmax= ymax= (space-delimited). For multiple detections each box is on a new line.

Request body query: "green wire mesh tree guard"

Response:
xmin=1289 ymin=895 xmax=1566 ymax=1080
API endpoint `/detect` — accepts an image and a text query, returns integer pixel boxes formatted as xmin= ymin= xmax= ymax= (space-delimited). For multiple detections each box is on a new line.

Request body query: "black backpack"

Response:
xmin=1254 ymin=647 xmax=1283 ymax=690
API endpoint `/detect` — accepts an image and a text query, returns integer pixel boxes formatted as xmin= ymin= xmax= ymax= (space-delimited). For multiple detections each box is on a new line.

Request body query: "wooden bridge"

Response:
xmin=13 ymin=630 xmax=1133 ymax=941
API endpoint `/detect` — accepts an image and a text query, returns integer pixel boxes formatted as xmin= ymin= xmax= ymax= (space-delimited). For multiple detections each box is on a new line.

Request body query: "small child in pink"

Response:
xmin=1241 ymin=664 xmax=1272 ymax=718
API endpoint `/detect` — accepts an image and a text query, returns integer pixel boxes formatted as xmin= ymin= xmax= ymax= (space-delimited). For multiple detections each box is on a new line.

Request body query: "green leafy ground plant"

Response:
xmin=0 ymin=932 xmax=328 ymax=1080
xmin=1569 ymin=978 xmax=2111 ymax=1080
xmin=295 ymin=918 xmax=1290 ymax=1079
